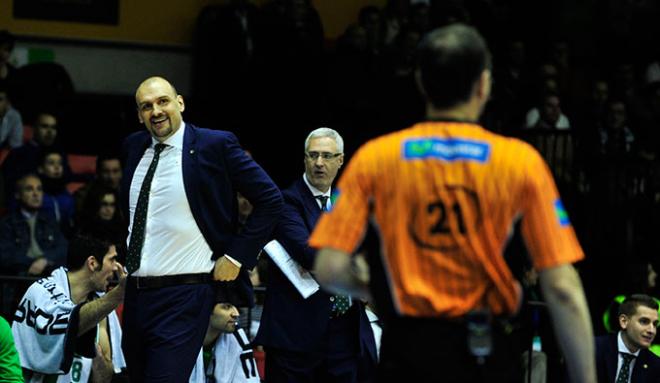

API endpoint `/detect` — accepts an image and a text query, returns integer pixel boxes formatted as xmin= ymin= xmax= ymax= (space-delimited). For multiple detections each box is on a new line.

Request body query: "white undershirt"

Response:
xmin=616 ymin=331 xmax=640 ymax=383
xmin=128 ymin=121 xmax=215 ymax=276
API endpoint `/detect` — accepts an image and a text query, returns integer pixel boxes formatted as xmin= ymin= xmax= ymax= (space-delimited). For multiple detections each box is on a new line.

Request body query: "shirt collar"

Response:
xmin=150 ymin=120 xmax=185 ymax=150
xmin=617 ymin=331 xmax=641 ymax=356
xmin=302 ymin=173 xmax=331 ymax=197
xmin=20 ymin=209 xmax=37 ymax=220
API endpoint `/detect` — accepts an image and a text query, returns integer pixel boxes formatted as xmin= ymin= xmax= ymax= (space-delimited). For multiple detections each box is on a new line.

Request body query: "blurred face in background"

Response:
xmin=16 ymin=175 xmax=43 ymax=212
xmin=592 ymin=81 xmax=609 ymax=106
xmin=99 ymin=159 xmax=122 ymax=189
xmin=33 ymin=114 xmax=58 ymax=147
xmin=605 ymin=101 xmax=627 ymax=131
xmin=40 ymin=153 xmax=64 ymax=179
xmin=540 ymin=95 xmax=561 ymax=126
xmin=236 ymin=192 xmax=253 ymax=223
xmin=98 ymin=193 xmax=117 ymax=221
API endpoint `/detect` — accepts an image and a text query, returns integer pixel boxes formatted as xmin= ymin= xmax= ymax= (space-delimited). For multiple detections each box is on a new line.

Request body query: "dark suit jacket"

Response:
xmin=596 ymin=334 xmax=660 ymax=383
xmin=254 ymin=178 xmax=377 ymax=361
xmin=119 ymin=123 xmax=282 ymax=270
xmin=0 ymin=210 xmax=67 ymax=275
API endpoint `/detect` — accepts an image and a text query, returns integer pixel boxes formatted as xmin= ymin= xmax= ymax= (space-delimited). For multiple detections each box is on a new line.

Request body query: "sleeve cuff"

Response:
xmin=224 ymin=254 xmax=242 ymax=268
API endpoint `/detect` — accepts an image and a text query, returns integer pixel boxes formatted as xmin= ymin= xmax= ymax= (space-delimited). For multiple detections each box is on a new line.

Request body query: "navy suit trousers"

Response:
xmin=265 ymin=306 xmax=361 ymax=383
xmin=122 ymin=282 xmax=215 ymax=383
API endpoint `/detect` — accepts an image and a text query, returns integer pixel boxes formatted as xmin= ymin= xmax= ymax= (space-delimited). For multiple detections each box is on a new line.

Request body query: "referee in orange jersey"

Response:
xmin=309 ymin=24 xmax=596 ymax=383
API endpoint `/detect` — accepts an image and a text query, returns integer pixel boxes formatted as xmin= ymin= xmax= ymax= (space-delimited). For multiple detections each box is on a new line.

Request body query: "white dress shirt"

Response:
xmin=302 ymin=173 xmax=353 ymax=308
xmin=616 ymin=331 xmax=640 ymax=383
xmin=128 ymin=121 xmax=215 ymax=276
xmin=302 ymin=173 xmax=331 ymax=210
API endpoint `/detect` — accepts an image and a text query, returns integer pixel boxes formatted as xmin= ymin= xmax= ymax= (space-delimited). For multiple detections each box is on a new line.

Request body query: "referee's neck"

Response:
xmin=426 ymin=102 xmax=479 ymax=123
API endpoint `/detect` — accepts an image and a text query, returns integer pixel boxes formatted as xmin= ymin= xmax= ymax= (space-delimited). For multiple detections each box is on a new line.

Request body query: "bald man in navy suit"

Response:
xmin=120 ymin=76 xmax=282 ymax=383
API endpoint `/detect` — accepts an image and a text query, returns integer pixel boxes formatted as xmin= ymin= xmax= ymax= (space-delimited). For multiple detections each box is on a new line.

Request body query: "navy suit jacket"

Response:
xmin=119 ymin=123 xmax=283 ymax=270
xmin=596 ymin=334 xmax=660 ymax=383
xmin=255 ymin=178 xmax=377 ymax=360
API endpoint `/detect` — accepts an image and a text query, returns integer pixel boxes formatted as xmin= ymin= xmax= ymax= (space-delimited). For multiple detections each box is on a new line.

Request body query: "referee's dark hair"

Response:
xmin=416 ymin=23 xmax=492 ymax=110
xmin=66 ymin=234 xmax=113 ymax=271
xmin=618 ymin=294 xmax=659 ymax=318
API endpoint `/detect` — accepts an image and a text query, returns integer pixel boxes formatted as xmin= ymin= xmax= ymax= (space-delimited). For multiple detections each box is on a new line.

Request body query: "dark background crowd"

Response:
xmin=0 ymin=0 xmax=659 ymax=364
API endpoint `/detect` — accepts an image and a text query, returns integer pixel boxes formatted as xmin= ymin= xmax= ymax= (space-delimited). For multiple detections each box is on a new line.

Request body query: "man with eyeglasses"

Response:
xmin=255 ymin=127 xmax=377 ymax=383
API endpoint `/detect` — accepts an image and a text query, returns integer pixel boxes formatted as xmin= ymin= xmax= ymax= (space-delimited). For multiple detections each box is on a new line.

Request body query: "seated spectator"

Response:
xmin=74 ymin=154 xmax=122 ymax=219
xmin=0 ymin=79 xmax=23 ymax=149
xmin=1 ymin=112 xmax=72 ymax=199
xmin=595 ymin=294 xmax=660 ymax=382
xmin=0 ymin=173 xmax=67 ymax=276
xmin=599 ymin=99 xmax=635 ymax=156
xmin=38 ymin=149 xmax=75 ymax=236
xmin=76 ymin=186 xmax=125 ymax=246
xmin=524 ymin=91 xmax=571 ymax=130
xmin=11 ymin=234 xmax=127 ymax=382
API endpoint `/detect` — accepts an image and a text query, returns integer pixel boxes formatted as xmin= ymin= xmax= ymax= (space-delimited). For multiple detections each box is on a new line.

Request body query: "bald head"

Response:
xmin=135 ymin=77 xmax=177 ymax=103
xmin=135 ymin=76 xmax=185 ymax=142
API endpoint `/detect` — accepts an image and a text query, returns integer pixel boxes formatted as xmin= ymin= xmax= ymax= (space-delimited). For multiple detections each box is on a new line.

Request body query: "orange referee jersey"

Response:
xmin=309 ymin=121 xmax=584 ymax=318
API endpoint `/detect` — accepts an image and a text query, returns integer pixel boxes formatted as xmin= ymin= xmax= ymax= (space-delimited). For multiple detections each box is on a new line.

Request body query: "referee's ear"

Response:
xmin=414 ymin=68 xmax=427 ymax=98
xmin=476 ymin=69 xmax=492 ymax=104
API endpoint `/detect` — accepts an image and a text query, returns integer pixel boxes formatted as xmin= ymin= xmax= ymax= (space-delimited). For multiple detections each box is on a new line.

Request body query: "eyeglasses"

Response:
xmin=305 ymin=151 xmax=342 ymax=161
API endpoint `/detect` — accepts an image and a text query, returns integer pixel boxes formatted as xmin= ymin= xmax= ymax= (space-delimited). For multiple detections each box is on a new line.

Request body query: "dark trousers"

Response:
xmin=376 ymin=316 xmax=523 ymax=383
xmin=122 ymin=282 xmax=214 ymax=383
xmin=265 ymin=307 xmax=361 ymax=383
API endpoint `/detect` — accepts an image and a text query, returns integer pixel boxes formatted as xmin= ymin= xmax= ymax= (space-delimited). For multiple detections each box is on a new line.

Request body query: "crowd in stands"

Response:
xmin=0 ymin=0 xmax=660 ymax=381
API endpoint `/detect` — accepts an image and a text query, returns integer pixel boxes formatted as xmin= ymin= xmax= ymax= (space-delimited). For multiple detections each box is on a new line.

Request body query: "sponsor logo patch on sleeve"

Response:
xmin=554 ymin=199 xmax=570 ymax=226
xmin=329 ymin=188 xmax=340 ymax=211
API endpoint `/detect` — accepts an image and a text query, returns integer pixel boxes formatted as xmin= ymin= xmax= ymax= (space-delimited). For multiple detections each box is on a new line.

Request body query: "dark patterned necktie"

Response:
xmin=126 ymin=143 xmax=167 ymax=274
xmin=315 ymin=194 xmax=350 ymax=316
xmin=616 ymin=353 xmax=635 ymax=383
xmin=316 ymin=195 xmax=329 ymax=211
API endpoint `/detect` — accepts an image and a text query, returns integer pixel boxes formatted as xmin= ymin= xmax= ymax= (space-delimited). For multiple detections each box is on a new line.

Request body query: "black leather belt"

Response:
xmin=128 ymin=273 xmax=213 ymax=289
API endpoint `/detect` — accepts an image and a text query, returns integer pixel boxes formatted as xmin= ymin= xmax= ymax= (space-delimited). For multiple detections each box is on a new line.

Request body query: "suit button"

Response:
xmin=329 ymin=297 xmax=335 ymax=302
